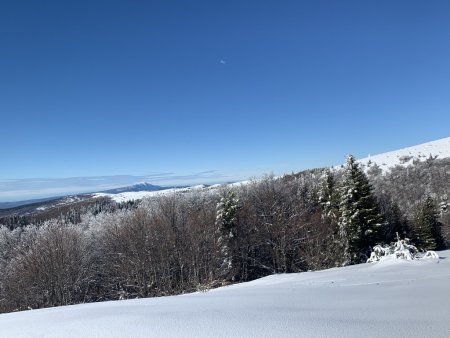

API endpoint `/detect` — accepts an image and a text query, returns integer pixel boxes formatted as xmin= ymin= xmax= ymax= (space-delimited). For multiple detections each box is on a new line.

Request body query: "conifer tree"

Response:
xmin=215 ymin=191 xmax=240 ymax=281
xmin=383 ymin=199 xmax=411 ymax=243
xmin=318 ymin=169 xmax=342 ymax=265
xmin=318 ymin=169 xmax=340 ymax=221
xmin=338 ymin=155 xmax=386 ymax=264
xmin=414 ymin=195 xmax=444 ymax=250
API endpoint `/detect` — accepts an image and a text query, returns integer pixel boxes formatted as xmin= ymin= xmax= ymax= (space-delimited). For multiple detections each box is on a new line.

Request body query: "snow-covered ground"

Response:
xmin=34 ymin=196 xmax=83 ymax=211
xmin=93 ymin=185 xmax=213 ymax=203
xmin=1 ymin=250 xmax=449 ymax=337
xmin=93 ymin=181 xmax=256 ymax=204
xmin=357 ymin=136 xmax=450 ymax=172
xmin=92 ymin=180 xmax=256 ymax=204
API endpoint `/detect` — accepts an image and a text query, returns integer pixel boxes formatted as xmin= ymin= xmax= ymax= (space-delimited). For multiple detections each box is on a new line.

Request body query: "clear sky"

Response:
xmin=1 ymin=0 xmax=450 ymax=201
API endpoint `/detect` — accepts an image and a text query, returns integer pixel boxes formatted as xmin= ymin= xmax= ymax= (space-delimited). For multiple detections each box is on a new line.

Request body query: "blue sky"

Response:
xmin=1 ymin=0 xmax=450 ymax=201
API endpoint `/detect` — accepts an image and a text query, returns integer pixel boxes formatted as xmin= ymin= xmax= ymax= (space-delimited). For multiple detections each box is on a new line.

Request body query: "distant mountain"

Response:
xmin=356 ymin=137 xmax=450 ymax=172
xmin=0 ymin=197 xmax=61 ymax=210
xmin=0 ymin=183 xmax=164 ymax=210
xmin=0 ymin=195 xmax=88 ymax=219
xmin=0 ymin=183 xmax=166 ymax=213
xmin=93 ymin=184 xmax=213 ymax=204
xmin=101 ymin=182 xmax=165 ymax=194
xmin=2 ymin=137 xmax=449 ymax=216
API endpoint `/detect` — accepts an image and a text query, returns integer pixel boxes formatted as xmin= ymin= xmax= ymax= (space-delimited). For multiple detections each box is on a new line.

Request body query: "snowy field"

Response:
xmin=92 ymin=184 xmax=218 ymax=203
xmin=358 ymin=136 xmax=450 ymax=172
xmin=1 ymin=251 xmax=449 ymax=337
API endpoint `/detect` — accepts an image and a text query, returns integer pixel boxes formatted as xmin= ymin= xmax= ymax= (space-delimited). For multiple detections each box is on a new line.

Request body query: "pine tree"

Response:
xmin=338 ymin=155 xmax=386 ymax=264
xmin=414 ymin=195 xmax=444 ymax=250
xmin=216 ymin=191 xmax=240 ymax=282
xmin=318 ymin=169 xmax=340 ymax=221
xmin=318 ymin=169 xmax=342 ymax=265
xmin=383 ymin=199 xmax=411 ymax=243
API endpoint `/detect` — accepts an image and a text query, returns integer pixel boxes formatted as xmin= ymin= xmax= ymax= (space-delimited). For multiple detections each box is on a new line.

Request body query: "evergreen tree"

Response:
xmin=414 ymin=195 xmax=444 ymax=250
xmin=215 ymin=191 xmax=240 ymax=282
xmin=318 ymin=169 xmax=340 ymax=221
xmin=318 ymin=169 xmax=342 ymax=266
xmin=338 ymin=155 xmax=386 ymax=264
xmin=383 ymin=199 xmax=411 ymax=243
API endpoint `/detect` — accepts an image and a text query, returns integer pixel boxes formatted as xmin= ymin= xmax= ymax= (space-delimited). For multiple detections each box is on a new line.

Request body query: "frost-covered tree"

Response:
xmin=367 ymin=234 xmax=419 ymax=262
xmin=318 ymin=169 xmax=342 ymax=266
xmin=414 ymin=195 xmax=444 ymax=250
xmin=216 ymin=191 xmax=240 ymax=281
xmin=338 ymin=155 xmax=386 ymax=264
xmin=1 ymin=221 xmax=92 ymax=311
xmin=439 ymin=194 xmax=449 ymax=216
xmin=318 ymin=169 xmax=340 ymax=221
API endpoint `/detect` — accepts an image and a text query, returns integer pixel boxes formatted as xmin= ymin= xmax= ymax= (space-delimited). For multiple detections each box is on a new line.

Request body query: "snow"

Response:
xmin=94 ymin=190 xmax=170 ymax=203
xmin=31 ymin=197 xmax=83 ymax=212
xmin=357 ymin=137 xmax=450 ymax=173
xmin=367 ymin=238 xmax=419 ymax=262
xmin=228 ymin=180 xmax=251 ymax=187
xmin=1 ymin=250 xmax=449 ymax=337
xmin=92 ymin=181 xmax=254 ymax=204
xmin=93 ymin=185 xmax=213 ymax=203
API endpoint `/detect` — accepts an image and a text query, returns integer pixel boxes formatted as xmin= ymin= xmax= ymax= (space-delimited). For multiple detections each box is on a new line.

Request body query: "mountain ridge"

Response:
xmin=356 ymin=136 xmax=450 ymax=172
xmin=2 ymin=136 xmax=449 ymax=211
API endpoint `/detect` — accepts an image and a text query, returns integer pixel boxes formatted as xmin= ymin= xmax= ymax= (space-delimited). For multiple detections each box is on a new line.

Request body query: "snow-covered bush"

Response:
xmin=367 ymin=236 xmax=418 ymax=262
xmin=423 ymin=250 xmax=439 ymax=259
xmin=367 ymin=245 xmax=390 ymax=262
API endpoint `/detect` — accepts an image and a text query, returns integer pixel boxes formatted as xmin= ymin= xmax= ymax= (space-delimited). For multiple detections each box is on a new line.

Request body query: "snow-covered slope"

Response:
xmin=92 ymin=181 xmax=254 ymax=203
xmin=101 ymin=182 xmax=164 ymax=194
xmin=93 ymin=185 xmax=214 ymax=203
xmin=1 ymin=250 xmax=449 ymax=338
xmin=357 ymin=136 xmax=450 ymax=172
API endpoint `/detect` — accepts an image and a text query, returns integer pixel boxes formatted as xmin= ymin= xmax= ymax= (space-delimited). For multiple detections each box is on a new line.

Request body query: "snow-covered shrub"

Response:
xmin=367 ymin=236 xmax=418 ymax=262
xmin=423 ymin=251 xmax=439 ymax=259
xmin=391 ymin=237 xmax=418 ymax=260
xmin=366 ymin=245 xmax=390 ymax=263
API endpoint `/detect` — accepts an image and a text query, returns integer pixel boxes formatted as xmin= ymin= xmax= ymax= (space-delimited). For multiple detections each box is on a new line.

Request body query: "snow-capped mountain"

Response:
xmin=3 ymin=137 xmax=449 ymax=214
xmin=100 ymin=182 xmax=165 ymax=194
xmin=95 ymin=137 xmax=450 ymax=204
xmin=93 ymin=184 xmax=216 ymax=203
xmin=357 ymin=137 xmax=450 ymax=172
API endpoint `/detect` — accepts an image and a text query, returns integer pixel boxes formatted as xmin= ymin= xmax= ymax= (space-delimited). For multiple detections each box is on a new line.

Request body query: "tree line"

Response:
xmin=0 ymin=155 xmax=448 ymax=313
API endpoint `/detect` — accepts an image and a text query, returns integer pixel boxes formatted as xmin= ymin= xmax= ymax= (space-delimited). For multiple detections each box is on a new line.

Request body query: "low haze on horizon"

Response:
xmin=1 ymin=0 xmax=450 ymax=201
xmin=0 ymin=172 xmax=230 ymax=202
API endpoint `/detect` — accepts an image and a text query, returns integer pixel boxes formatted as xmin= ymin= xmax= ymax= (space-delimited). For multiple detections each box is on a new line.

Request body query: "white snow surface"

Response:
xmin=93 ymin=185 xmax=211 ymax=203
xmin=1 ymin=250 xmax=450 ymax=338
xmin=357 ymin=136 xmax=450 ymax=172
xmin=93 ymin=180 xmax=259 ymax=204
xmin=92 ymin=181 xmax=255 ymax=204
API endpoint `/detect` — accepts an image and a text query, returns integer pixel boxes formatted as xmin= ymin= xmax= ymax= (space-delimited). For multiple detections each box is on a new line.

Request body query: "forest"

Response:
xmin=0 ymin=156 xmax=448 ymax=313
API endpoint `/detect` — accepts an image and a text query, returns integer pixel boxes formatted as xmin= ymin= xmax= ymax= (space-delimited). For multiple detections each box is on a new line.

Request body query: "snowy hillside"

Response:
xmin=96 ymin=137 xmax=450 ymax=204
xmin=1 ymin=250 xmax=449 ymax=338
xmin=101 ymin=182 xmax=164 ymax=194
xmin=357 ymin=136 xmax=450 ymax=172
xmin=93 ymin=184 xmax=219 ymax=203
